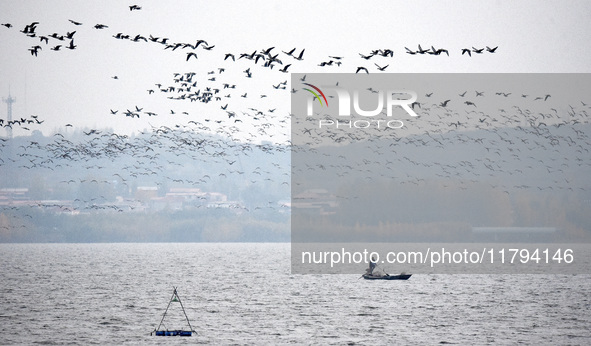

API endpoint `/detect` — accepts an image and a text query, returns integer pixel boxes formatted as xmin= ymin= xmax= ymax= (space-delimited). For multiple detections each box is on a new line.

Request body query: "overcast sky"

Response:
xmin=1 ymin=0 xmax=590 ymax=139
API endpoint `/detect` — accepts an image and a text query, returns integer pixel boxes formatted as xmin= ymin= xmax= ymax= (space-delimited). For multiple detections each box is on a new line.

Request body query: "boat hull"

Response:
xmin=362 ymin=274 xmax=412 ymax=280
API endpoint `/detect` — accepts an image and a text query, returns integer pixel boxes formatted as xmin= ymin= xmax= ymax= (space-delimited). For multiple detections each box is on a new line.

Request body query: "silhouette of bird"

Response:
xmin=294 ymin=49 xmax=305 ymax=61
xmin=439 ymin=100 xmax=451 ymax=107
xmin=66 ymin=40 xmax=76 ymax=50
xmin=21 ymin=22 xmax=39 ymax=35
xmin=429 ymin=46 xmax=449 ymax=56
xmin=186 ymin=52 xmax=198 ymax=61
xmin=29 ymin=45 xmax=42 ymax=56
xmin=279 ymin=64 xmax=291 ymax=73
xmin=374 ymin=63 xmax=389 ymax=71
xmin=405 ymin=47 xmax=417 ymax=55
xmin=486 ymin=46 xmax=498 ymax=53
xmin=356 ymin=66 xmax=369 ymax=74
xmin=282 ymin=47 xmax=296 ymax=56
xmin=416 ymin=44 xmax=429 ymax=54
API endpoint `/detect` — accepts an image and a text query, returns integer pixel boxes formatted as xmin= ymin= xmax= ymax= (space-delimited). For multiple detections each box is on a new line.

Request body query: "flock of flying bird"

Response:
xmin=0 ymin=4 xmax=589 ymax=234
xmin=294 ymin=88 xmax=590 ymax=194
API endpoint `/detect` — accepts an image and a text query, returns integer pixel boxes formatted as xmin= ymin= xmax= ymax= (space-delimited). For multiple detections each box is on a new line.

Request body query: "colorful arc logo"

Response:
xmin=303 ymin=83 xmax=328 ymax=107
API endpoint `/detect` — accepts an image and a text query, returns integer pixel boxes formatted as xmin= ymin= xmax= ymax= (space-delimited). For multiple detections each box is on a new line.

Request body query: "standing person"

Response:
xmin=366 ymin=256 xmax=377 ymax=275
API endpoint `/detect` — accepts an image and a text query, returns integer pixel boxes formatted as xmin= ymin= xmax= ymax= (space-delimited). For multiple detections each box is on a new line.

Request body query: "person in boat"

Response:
xmin=365 ymin=256 xmax=377 ymax=275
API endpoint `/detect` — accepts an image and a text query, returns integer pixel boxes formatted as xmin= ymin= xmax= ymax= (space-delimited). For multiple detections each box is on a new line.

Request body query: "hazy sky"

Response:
xmin=1 ymin=0 xmax=590 ymax=138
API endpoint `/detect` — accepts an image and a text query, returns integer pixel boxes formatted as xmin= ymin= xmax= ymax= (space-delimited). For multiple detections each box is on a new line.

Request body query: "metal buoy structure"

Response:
xmin=151 ymin=287 xmax=196 ymax=337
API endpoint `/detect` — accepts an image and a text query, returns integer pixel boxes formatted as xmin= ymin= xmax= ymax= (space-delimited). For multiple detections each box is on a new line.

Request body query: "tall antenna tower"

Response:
xmin=2 ymin=88 xmax=16 ymax=139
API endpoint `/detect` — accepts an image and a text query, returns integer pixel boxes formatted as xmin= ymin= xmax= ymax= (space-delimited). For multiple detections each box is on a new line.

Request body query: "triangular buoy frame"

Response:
xmin=151 ymin=286 xmax=196 ymax=337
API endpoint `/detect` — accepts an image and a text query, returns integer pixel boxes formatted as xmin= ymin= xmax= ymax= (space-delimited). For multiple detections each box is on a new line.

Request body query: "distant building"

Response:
xmin=135 ymin=186 xmax=158 ymax=201
xmin=291 ymin=189 xmax=338 ymax=215
xmin=142 ymin=187 xmax=230 ymax=211
xmin=149 ymin=196 xmax=184 ymax=211
xmin=0 ymin=188 xmax=29 ymax=202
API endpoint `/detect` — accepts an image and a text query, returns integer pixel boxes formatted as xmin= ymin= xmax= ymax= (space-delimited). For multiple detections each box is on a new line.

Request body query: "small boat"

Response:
xmin=362 ymin=273 xmax=412 ymax=280
xmin=362 ymin=256 xmax=411 ymax=280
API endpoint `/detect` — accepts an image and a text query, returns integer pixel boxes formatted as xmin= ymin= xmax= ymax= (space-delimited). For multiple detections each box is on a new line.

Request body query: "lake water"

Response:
xmin=1 ymin=243 xmax=590 ymax=345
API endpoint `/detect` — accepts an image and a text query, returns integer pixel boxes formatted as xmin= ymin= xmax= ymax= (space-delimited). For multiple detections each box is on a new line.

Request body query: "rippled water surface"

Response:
xmin=1 ymin=243 xmax=590 ymax=345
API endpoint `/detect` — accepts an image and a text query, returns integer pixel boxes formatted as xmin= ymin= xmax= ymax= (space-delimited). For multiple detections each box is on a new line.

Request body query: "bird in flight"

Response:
xmin=356 ymin=66 xmax=369 ymax=74
xmin=279 ymin=64 xmax=291 ymax=73
xmin=440 ymin=100 xmax=451 ymax=107
xmin=21 ymin=22 xmax=39 ymax=35
xmin=29 ymin=45 xmax=42 ymax=56
xmin=66 ymin=39 xmax=77 ymax=50
xmin=429 ymin=46 xmax=449 ymax=56
xmin=374 ymin=63 xmax=389 ymax=71
xmin=416 ymin=44 xmax=429 ymax=54
xmin=186 ymin=52 xmax=198 ymax=61
xmin=129 ymin=5 xmax=141 ymax=11
xmin=282 ymin=47 xmax=296 ymax=56
xmin=294 ymin=49 xmax=305 ymax=61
